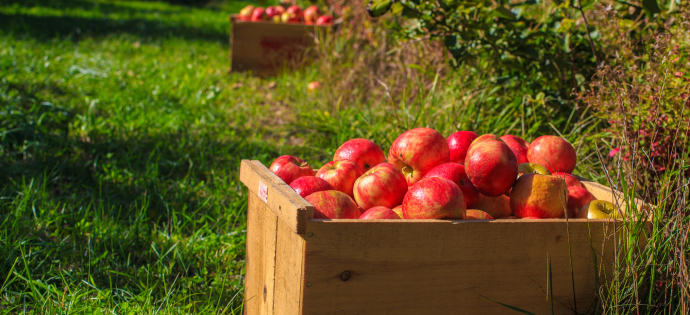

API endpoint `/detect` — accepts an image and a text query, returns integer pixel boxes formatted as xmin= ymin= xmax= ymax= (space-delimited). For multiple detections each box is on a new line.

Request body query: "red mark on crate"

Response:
xmin=259 ymin=181 xmax=268 ymax=203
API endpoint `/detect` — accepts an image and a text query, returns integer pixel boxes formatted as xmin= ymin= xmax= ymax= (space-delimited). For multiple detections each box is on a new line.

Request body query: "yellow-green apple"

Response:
xmin=250 ymin=7 xmax=267 ymax=21
xmin=303 ymin=5 xmax=321 ymax=24
xmin=553 ymin=172 xmax=585 ymax=188
xmin=518 ymin=162 xmax=552 ymax=176
xmin=388 ymin=127 xmax=449 ymax=186
xmin=467 ymin=134 xmax=503 ymax=151
xmin=510 ymin=173 xmax=568 ymax=218
xmin=527 ymin=135 xmax=577 ymax=173
xmin=465 ymin=209 xmax=494 ymax=220
xmin=353 ymin=163 xmax=408 ymax=210
xmin=269 ymin=155 xmax=314 ymax=184
xmin=359 ymin=206 xmax=401 ymax=219
xmin=402 ymin=177 xmax=465 ymax=219
xmin=422 ymin=162 xmax=479 ymax=208
xmin=265 ymin=6 xmax=284 ymax=19
xmin=272 ymin=14 xmax=282 ymax=22
xmin=392 ymin=205 xmax=403 ymax=218
xmin=315 ymin=15 xmax=333 ymax=25
xmin=465 ymin=140 xmax=518 ymax=196
xmin=576 ymin=200 xmax=620 ymax=219
xmin=500 ymin=135 xmax=530 ymax=164
xmin=446 ymin=131 xmax=478 ymax=164
xmin=305 ymin=190 xmax=361 ymax=219
xmin=289 ymin=176 xmax=334 ymax=198
xmin=566 ymin=186 xmax=596 ymax=218
xmin=334 ymin=138 xmax=385 ymax=171
xmin=316 ymin=159 xmax=364 ymax=199
xmin=239 ymin=5 xmax=255 ymax=21
xmin=475 ymin=193 xmax=512 ymax=218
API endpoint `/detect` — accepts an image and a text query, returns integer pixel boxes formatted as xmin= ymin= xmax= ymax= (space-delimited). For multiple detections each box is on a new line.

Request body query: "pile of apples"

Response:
xmin=238 ymin=4 xmax=333 ymax=25
xmin=269 ymin=128 xmax=622 ymax=220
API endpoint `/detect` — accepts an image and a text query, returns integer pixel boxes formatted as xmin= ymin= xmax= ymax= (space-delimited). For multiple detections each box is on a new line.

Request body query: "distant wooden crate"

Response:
xmin=239 ymin=159 xmax=648 ymax=315
xmin=229 ymin=15 xmax=329 ymax=77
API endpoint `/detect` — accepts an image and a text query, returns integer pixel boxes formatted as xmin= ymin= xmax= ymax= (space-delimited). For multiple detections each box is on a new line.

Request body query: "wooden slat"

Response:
xmin=273 ymin=217 xmax=307 ymax=315
xmin=302 ymin=220 xmax=618 ymax=315
xmin=239 ymin=160 xmax=313 ymax=234
xmin=244 ymin=193 xmax=278 ymax=315
xmin=582 ymin=180 xmax=649 ymax=214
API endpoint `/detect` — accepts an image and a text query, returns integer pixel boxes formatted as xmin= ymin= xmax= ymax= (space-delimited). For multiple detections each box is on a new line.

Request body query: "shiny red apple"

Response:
xmin=402 ymin=177 xmax=466 ymax=219
xmin=527 ymin=135 xmax=577 ymax=173
xmin=422 ymin=162 xmax=479 ymax=209
xmin=359 ymin=206 xmax=401 ymax=219
xmin=475 ymin=193 xmax=512 ymax=219
xmin=447 ymin=131 xmax=478 ymax=164
xmin=250 ymin=7 xmax=267 ymax=21
xmin=303 ymin=5 xmax=321 ymax=24
xmin=289 ymin=176 xmax=334 ymax=198
xmin=269 ymin=155 xmax=314 ymax=184
xmin=316 ymin=160 xmax=364 ymax=199
xmin=388 ymin=127 xmax=450 ymax=186
xmin=566 ymin=186 xmax=596 ymax=218
xmin=353 ymin=163 xmax=408 ymax=210
xmin=553 ymin=172 xmax=585 ymax=188
xmin=315 ymin=15 xmax=333 ymax=25
xmin=238 ymin=5 xmax=255 ymax=21
xmin=500 ymin=135 xmax=529 ymax=164
xmin=510 ymin=173 xmax=568 ymax=218
xmin=305 ymin=190 xmax=361 ymax=219
xmin=334 ymin=138 xmax=386 ymax=171
xmin=465 ymin=140 xmax=518 ymax=196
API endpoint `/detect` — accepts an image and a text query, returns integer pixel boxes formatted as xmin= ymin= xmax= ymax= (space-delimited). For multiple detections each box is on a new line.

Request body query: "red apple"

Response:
xmin=334 ymin=139 xmax=385 ymax=171
xmin=353 ymin=163 xmax=408 ymax=210
xmin=303 ymin=5 xmax=321 ymax=24
xmin=465 ymin=209 xmax=494 ymax=220
xmin=392 ymin=205 xmax=403 ymax=218
xmin=286 ymin=5 xmax=302 ymax=17
xmin=315 ymin=15 xmax=333 ymax=25
xmin=281 ymin=11 xmax=301 ymax=23
xmin=265 ymin=6 xmax=283 ymax=19
xmin=305 ymin=190 xmax=361 ymax=219
xmin=468 ymin=134 xmax=503 ymax=151
xmin=527 ymin=135 xmax=577 ymax=173
xmin=316 ymin=160 xmax=364 ymax=199
xmin=566 ymin=186 xmax=596 ymax=218
xmin=510 ymin=173 xmax=568 ymax=218
xmin=422 ymin=162 xmax=479 ymax=209
xmin=388 ymin=127 xmax=450 ymax=186
xmin=307 ymin=81 xmax=320 ymax=91
xmin=500 ymin=135 xmax=529 ymax=164
xmin=465 ymin=140 xmax=518 ymax=196
xmin=553 ymin=172 xmax=585 ymax=188
xmin=359 ymin=206 xmax=401 ymax=219
xmin=250 ymin=7 xmax=267 ymax=21
xmin=269 ymin=155 xmax=314 ymax=184
xmin=402 ymin=177 xmax=466 ymax=219
xmin=446 ymin=131 xmax=478 ymax=164
xmin=239 ymin=5 xmax=255 ymax=21
xmin=475 ymin=193 xmax=512 ymax=219
xmin=289 ymin=176 xmax=334 ymax=198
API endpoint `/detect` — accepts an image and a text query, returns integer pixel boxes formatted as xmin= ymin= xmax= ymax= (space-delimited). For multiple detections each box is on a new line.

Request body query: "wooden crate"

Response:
xmin=229 ymin=15 xmax=330 ymax=77
xmin=239 ymin=159 xmax=647 ymax=315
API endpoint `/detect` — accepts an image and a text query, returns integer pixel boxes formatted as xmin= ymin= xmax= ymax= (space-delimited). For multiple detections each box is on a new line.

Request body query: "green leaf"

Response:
xmin=492 ymin=6 xmax=517 ymax=19
xmin=402 ymin=6 xmax=421 ymax=18
xmin=367 ymin=0 xmax=393 ymax=17
xmin=391 ymin=2 xmax=404 ymax=14
xmin=642 ymin=0 xmax=661 ymax=16
xmin=557 ymin=18 xmax=574 ymax=33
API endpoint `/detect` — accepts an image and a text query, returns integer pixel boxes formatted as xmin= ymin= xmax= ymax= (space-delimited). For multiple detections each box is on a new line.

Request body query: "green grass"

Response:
xmin=1 ymin=0 xmax=686 ymax=313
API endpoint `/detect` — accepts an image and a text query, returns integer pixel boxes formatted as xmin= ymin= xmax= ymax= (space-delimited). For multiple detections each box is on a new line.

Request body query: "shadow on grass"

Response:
xmin=0 ymin=0 xmax=230 ymax=43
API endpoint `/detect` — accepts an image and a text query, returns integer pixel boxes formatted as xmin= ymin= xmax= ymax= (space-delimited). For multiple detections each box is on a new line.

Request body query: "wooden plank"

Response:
xmin=302 ymin=220 xmax=617 ymax=315
xmin=230 ymin=16 xmax=328 ymax=77
xmin=582 ymin=180 xmax=649 ymax=215
xmin=244 ymin=193 xmax=278 ymax=315
xmin=273 ymin=216 xmax=307 ymax=315
xmin=239 ymin=160 xmax=313 ymax=234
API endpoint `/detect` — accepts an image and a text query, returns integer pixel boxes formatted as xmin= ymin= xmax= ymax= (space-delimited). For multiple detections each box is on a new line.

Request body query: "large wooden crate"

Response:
xmin=239 ymin=159 xmax=647 ymax=315
xmin=229 ymin=16 xmax=330 ymax=77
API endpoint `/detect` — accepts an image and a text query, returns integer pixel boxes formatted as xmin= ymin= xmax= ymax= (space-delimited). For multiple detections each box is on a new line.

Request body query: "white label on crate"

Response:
xmin=258 ymin=181 xmax=268 ymax=203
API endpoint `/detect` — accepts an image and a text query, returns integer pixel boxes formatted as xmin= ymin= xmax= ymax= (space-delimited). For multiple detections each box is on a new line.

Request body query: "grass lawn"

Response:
xmin=1 ymin=0 xmax=686 ymax=313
